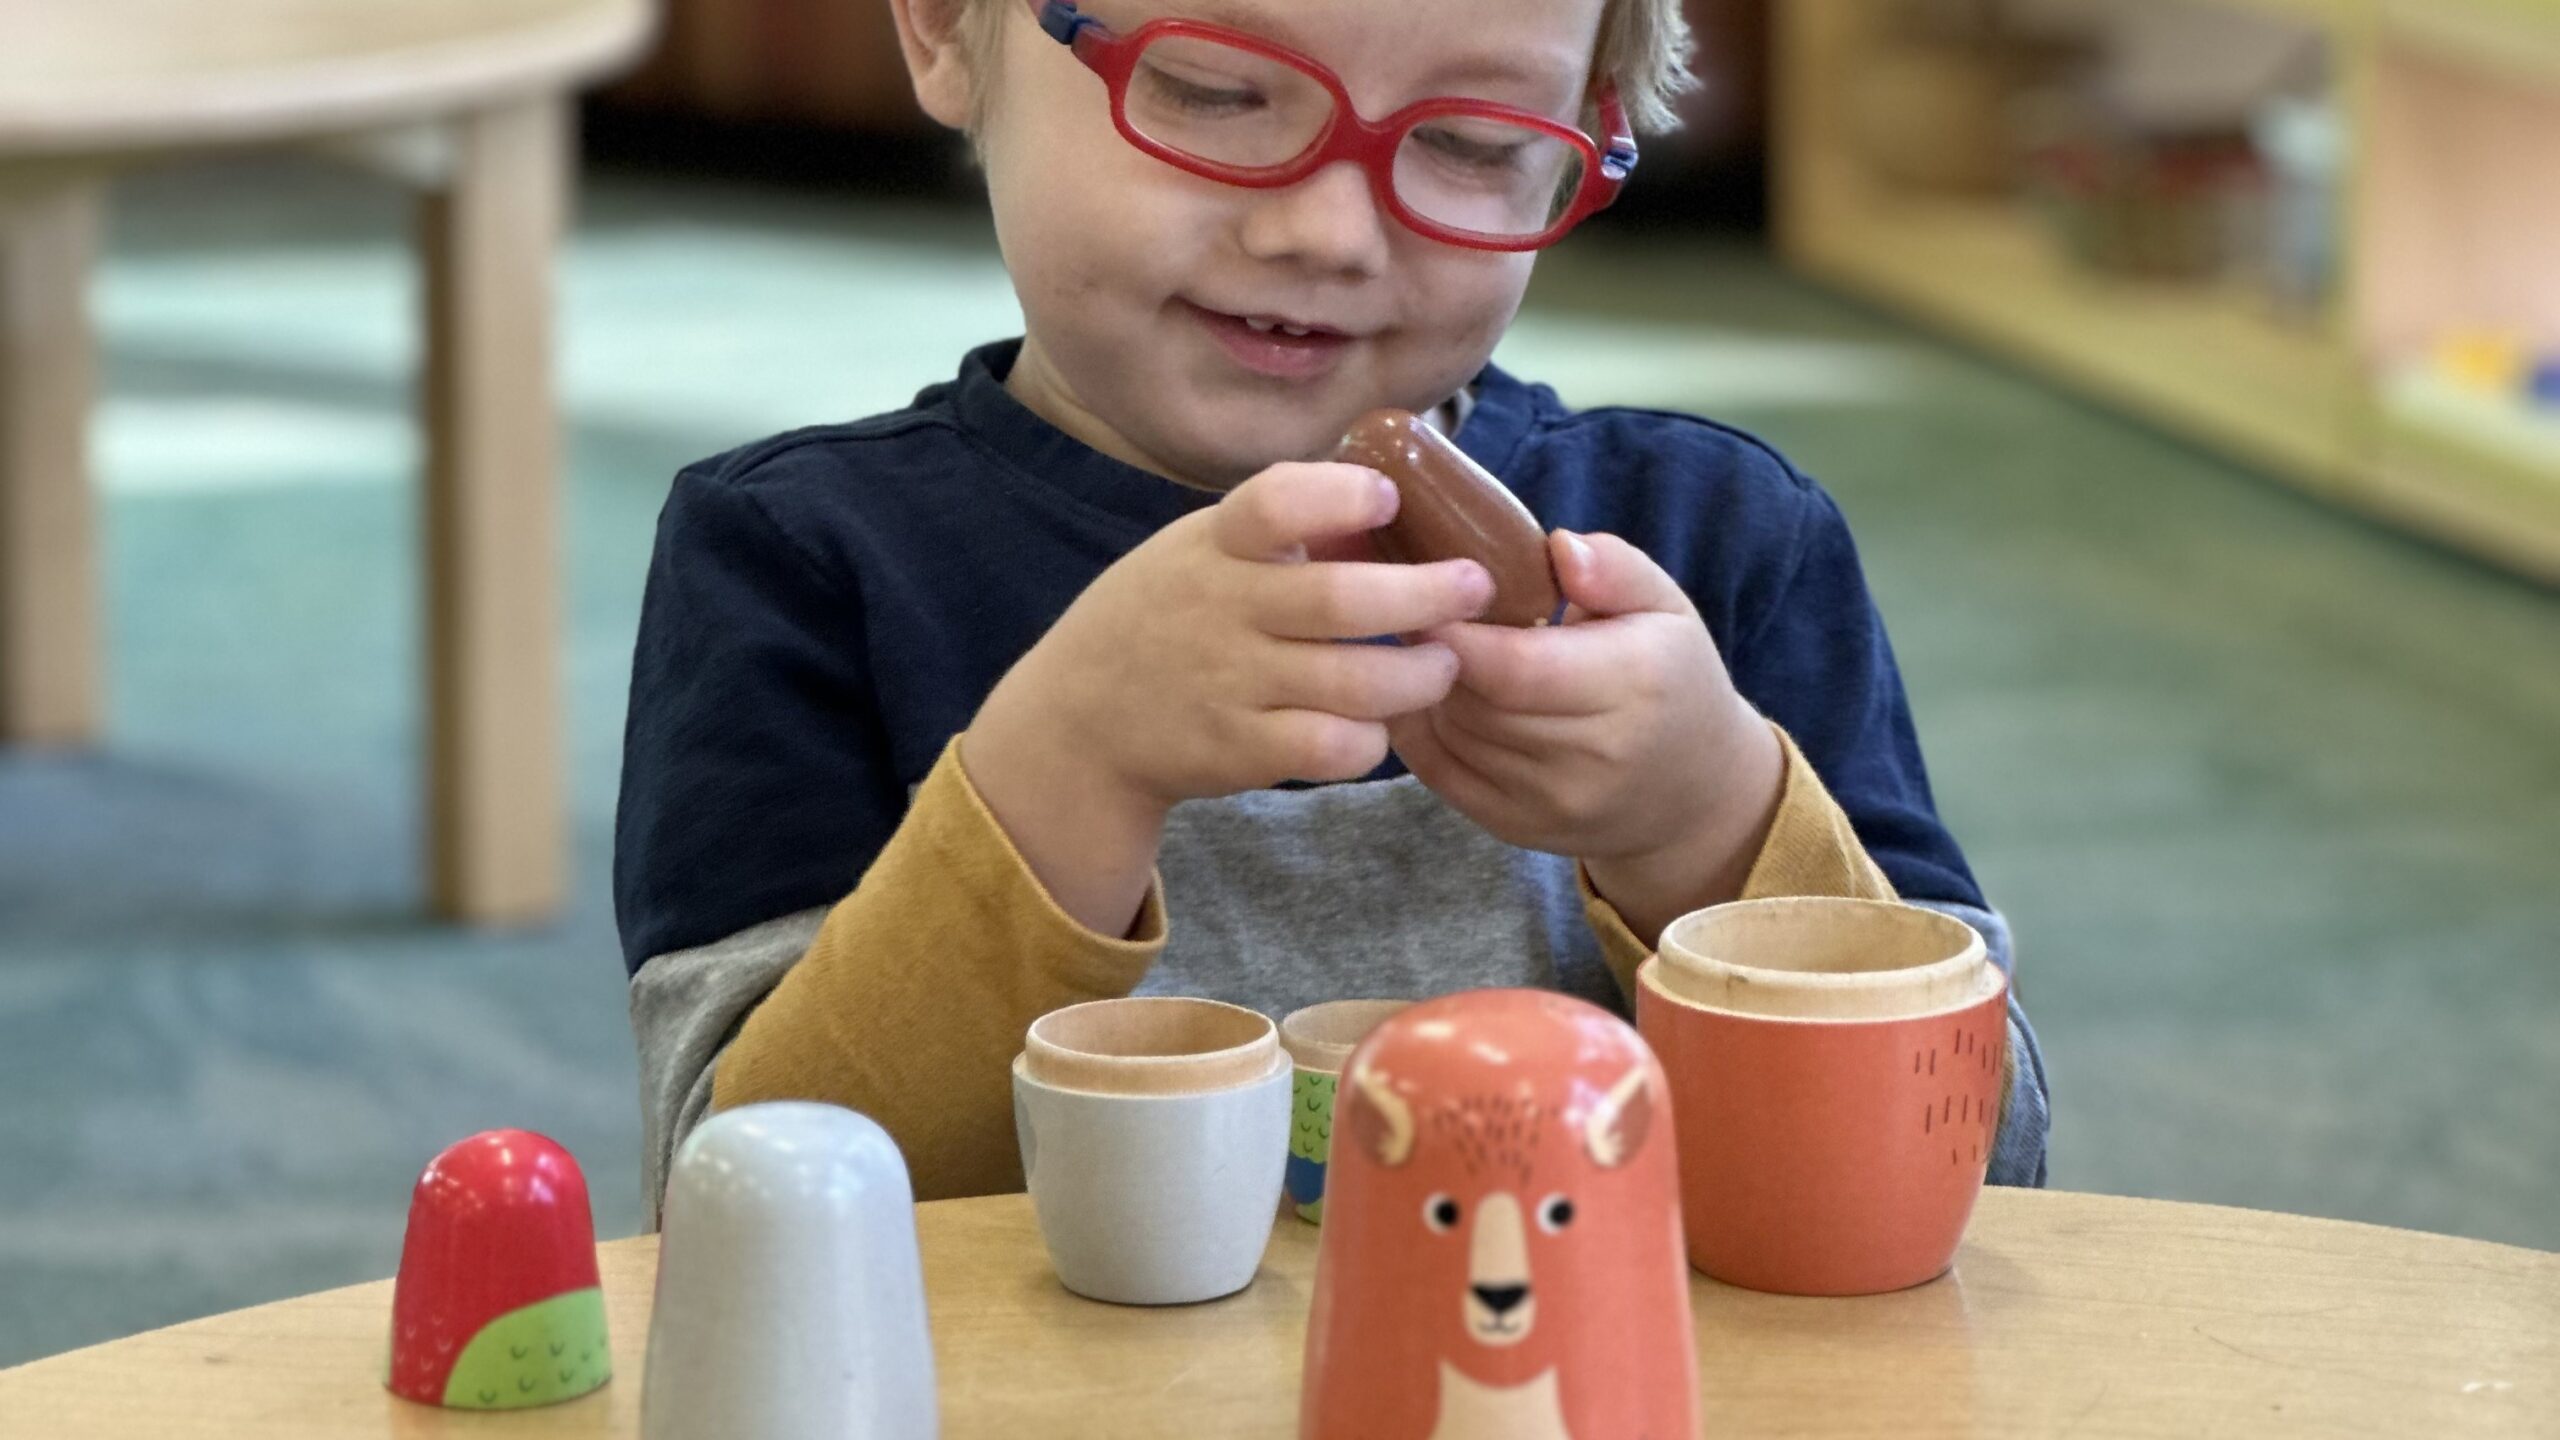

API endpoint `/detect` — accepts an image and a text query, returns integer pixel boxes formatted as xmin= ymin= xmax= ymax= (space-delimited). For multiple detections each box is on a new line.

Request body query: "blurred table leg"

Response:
xmin=0 ymin=168 xmax=103 ymax=748
xmin=419 ymin=100 xmax=566 ymax=924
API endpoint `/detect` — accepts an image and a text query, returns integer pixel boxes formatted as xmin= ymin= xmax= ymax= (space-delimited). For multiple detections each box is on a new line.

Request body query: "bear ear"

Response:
xmin=1583 ymin=1066 xmax=1652 ymax=1170
xmin=1345 ymin=1063 xmax=1414 ymax=1168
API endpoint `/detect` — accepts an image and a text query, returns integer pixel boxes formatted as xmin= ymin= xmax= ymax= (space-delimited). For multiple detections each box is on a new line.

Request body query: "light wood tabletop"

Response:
xmin=1 ymin=1188 xmax=2554 ymax=1437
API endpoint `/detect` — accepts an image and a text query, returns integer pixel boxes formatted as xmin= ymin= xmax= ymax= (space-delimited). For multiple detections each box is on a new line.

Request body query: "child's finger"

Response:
xmin=1266 ymin=639 xmax=1462 ymax=721
xmin=1427 ymin=618 xmax=1631 ymax=716
xmin=1431 ymin=684 xmax=1580 ymax=764
xmin=1251 ymin=558 xmax=1493 ymax=641
xmin=1212 ymin=462 xmax=1396 ymax=562
xmin=1257 ymin=709 xmax=1393 ymax=784
xmin=1552 ymin=530 xmax=1694 ymax=624
xmin=1387 ymin=710 xmax=1513 ymax=820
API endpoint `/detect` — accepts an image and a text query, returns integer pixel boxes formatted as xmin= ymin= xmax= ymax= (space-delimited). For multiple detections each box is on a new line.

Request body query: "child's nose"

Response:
xmin=1237 ymin=158 xmax=1393 ymax=277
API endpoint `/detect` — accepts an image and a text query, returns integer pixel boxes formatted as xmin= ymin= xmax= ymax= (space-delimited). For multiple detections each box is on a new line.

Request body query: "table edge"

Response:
xmin=2 ymin=1185 xmax=2552 ymax=1385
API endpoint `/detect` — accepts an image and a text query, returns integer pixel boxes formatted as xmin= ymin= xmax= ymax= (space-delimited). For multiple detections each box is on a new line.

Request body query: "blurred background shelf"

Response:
xmin=2214 ymin=0 xmax=2365 ymax=30
xmin=1784 ymin=166 xmax=2357 ymax=490
xmin=1778 ymin=0 xmax=2560 ymax=584
xmin=2372 ymin=373 xmax=2560 ymax=579
xmin=2380 ymin=0 xmax=2560 ymax=87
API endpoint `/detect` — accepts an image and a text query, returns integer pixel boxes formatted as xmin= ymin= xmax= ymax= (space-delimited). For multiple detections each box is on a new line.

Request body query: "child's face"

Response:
xmin=969 ymin=0 xmax=1608 ymax=488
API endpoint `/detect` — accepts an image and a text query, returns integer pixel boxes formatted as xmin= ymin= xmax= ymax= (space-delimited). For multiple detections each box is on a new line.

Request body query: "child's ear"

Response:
xmin=886 ymin=0 xmax=980 ymax=130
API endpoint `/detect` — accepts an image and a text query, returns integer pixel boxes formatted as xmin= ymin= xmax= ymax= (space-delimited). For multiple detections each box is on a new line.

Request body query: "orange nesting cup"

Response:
xmin=1635 ymin=898 xmax=2006 ymax=1296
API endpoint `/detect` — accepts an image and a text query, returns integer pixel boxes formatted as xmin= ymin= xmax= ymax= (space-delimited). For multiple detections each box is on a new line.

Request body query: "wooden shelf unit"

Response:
xmin=2381 ymin=0 xmax=2560 ymax=88
xmin=1776 ymin=0 xmax=2560 ymax=584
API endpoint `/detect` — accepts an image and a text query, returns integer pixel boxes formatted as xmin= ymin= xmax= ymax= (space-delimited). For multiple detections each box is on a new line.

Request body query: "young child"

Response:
xmin=615 ymin=0 xmax=2050 ymax=1211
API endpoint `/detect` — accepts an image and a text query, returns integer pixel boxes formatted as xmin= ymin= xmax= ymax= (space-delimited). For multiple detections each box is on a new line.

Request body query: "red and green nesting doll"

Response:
xmin=385 ymin=1129 xmax=611 ymax=1409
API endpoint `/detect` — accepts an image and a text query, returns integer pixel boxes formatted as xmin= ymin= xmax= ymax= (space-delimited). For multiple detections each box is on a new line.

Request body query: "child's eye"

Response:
xmin=1139 ymin=63 xmax=1265 ymax=115
xmin=1412 ymin=124 xmax=1527 ymax=173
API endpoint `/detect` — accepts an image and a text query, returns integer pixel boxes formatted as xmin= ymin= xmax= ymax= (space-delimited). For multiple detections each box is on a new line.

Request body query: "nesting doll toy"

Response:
xmin=1299 ymin=989 xmax=1697 ymax=1440
xmin=385 ymin=1129 xmax=611 ymax=1409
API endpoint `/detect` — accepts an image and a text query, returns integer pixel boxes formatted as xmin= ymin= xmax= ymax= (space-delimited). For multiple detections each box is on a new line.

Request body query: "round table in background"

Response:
xmin=0 ymin=0 xmax=654 ymax=923
xmin=0 ymin=1188 xmax=2553 ymax=1437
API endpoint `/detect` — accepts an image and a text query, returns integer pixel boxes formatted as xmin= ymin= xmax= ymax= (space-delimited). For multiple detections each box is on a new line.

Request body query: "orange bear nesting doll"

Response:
xmin=1300 ymin=989 xmax=1697 ymax=1440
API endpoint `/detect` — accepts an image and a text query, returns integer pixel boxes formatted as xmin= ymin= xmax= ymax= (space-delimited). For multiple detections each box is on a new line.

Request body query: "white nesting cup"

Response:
xmin=1012 ymin=996 xmax=1291 ymax=1305
xmin=643 ymin=1102 xmax=938 ymax=1439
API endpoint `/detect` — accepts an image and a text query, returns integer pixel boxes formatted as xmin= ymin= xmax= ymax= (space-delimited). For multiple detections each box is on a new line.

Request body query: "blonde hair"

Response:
xmin=1593 ymin=0 xmax=1700 ymax=136
xmin=947 ymin=0 xmax=1698 ymax=139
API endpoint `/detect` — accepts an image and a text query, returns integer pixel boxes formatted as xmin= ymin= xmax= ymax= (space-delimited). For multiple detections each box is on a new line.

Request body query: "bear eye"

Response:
xmin=1537 ymin=1194 xmax=1574 ymax=1233
xmin=1424 ymin=1193 xmax=1462 ymax=1233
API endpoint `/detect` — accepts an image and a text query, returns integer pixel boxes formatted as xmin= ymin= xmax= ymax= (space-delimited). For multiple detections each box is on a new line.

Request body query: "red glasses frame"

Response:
xmin=1030 ymin=0 xmax=1638 ymax=251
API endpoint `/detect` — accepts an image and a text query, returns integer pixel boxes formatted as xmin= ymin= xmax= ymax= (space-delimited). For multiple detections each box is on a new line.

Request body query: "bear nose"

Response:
xmin=1472 ymin=1284 xmax=1529 ymax=1316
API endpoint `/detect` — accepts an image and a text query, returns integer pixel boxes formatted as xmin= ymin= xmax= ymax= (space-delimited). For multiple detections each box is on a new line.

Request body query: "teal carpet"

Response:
xmin=1 ymin=156 xmax=2553 ymax=1367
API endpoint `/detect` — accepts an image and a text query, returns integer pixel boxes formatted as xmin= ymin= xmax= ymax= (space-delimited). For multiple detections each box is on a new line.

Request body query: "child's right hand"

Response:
xmin=960 ymin=462 xmax=1493 ymax=935
xmin=991 ymin=460 xmax=1495 ymax=806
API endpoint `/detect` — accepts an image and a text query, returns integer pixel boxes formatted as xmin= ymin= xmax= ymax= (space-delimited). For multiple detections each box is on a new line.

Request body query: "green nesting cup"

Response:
xmin=1279 ymin=1000 xmax=1409 ymax=1223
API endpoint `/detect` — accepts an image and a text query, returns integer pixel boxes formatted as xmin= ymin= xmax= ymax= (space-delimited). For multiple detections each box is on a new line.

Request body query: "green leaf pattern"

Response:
xmin=439 ymin=1287 xmax=612 ymax=1410
xmin=1292 ymin=1071 xmax=1338 ymax=1162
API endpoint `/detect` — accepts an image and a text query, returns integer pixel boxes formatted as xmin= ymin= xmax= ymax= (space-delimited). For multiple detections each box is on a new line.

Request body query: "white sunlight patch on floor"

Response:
xmin=95 ymin=395 xmax=414 ymax=495
xmin=1495 ymin=311 xmax=1919 ymax=413
xmin=92 ymin=223 xmax=1029 ymax=494
xmin=95 ymin=247 xmax=415 ymax=374
xmin=559 ymin=222 xmax=1028 ymax=438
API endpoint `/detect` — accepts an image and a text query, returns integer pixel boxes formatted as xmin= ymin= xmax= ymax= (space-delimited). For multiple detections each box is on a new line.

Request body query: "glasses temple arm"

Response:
xmin=1596 ymin=90 xmax=1639 ymax=181
xmin=1031 ymin=0 xmax=1093 ymax=44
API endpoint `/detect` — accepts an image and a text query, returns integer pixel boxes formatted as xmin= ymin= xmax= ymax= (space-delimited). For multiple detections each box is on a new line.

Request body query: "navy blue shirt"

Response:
xmin=615 ymin=340 xmax=1985 ymax=974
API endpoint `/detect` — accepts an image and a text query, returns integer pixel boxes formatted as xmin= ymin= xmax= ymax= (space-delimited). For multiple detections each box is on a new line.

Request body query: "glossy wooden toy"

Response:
xmin=385 ymin=1129 xmax=609 ymax=1410
xmin=1300 ymin=989 xmax=1696 ymax=1439
xmin=1336 ymin=409 xmax=1561 ymax=628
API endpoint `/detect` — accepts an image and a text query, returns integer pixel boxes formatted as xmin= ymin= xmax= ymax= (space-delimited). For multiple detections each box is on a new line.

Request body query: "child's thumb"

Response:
xmin=1551 ymin=530 xmax=1689 ymax=623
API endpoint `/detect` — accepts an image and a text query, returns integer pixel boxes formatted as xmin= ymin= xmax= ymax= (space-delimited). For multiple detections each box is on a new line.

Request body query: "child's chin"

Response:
xmin=1156 ymin=410 xmax=1353 ymax=487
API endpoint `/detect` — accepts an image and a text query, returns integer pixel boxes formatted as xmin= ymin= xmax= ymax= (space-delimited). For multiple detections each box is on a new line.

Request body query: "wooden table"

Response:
xmin=0 ymin=0 xmax=654 ymax=922
xmin=2 ymin=1189 xmax=2554 ymax=1437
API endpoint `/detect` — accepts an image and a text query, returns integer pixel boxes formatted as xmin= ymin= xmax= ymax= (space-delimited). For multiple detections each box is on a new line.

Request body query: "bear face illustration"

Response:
xmin=1300 ymin=990 xmax=1697 ymax=1440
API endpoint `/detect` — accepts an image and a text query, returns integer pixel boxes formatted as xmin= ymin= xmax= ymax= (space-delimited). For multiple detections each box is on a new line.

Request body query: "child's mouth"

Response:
xmin=1187 ymin=302 xmax=1354 ymax=382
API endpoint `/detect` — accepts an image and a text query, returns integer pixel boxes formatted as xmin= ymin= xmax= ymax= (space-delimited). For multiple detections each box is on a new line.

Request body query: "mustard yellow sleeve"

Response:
xmin=712 ymin=735 xmax=1166 ymax=1199
xmin=1579 ymin=721 xmax=1895 ymax=997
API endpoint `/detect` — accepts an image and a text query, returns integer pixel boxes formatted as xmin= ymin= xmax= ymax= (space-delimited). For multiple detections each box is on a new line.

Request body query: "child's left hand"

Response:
xmin=1387 ymin=530 xmax=1786 ymax=943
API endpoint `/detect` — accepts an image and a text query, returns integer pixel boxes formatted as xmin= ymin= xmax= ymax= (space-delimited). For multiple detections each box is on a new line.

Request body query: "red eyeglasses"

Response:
xmin=1029 ymin=0 xmax=1638 ymax=251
